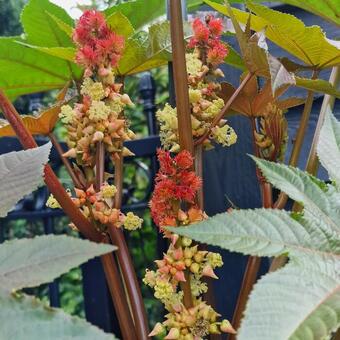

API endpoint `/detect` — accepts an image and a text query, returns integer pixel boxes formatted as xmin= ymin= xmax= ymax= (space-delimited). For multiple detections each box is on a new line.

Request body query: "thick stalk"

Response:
xmin=169 ymin=0 xmax=194 ymax=309
xmin=101 ymin=237 xmax=137 ymax=340
xmin=229 ymin=119 xmax=273 ymax=339
xmin=334 ymin=328 xmax=340 ymax=340
xmin=195 ymin=145 xmax=220 ymax=340
xmin=95 ymin=141 xmax=105 ymax=190
xmin=305 ymin=66 xmax=339 ymax=176
xmin=0 ymin=90 xmax=101 ymax=242
xmin=108 ymin=155 xmax=149 ymax=340
xmin=195 ymin=72 xmax=254 ymax=146
xmin=194 ymin=144 xmax=204 ymax=208
xmin=48 ymin=132 xmax=84 ymax=189
xmin=169 ymin=0 xmax=194 ymax=156
xmin=274 ymin=70 xmax=319 ymax=209
xmin=96 ymin=142 xmax=140 ymax=339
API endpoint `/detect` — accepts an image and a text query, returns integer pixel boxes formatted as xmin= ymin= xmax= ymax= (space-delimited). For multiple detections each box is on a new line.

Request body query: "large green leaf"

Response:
xmin=0 ymin=235 xmax=115 ymax=291
xmin=204 ymin=0 xmax=340 ymax=68
xmin=267 ymin=0 xmax=340 ymax=27
xmin=104 ymin=0 xmax=166 ymax=30
xmin=0 ymin=293 xmax=116 ymax=339
xmin=295 ymin=77 xmax=340 ymax=98
xmin=317 ymin=109 xmax=340 ymax=188
xmin=21 ymin=0 xmax=73 ymax=48
xmin=117 ymin=21 xmax=188 ymax=75
xmin=20 ymin=0 xmax=80 ymax=81
xmin=238 ymin=253 xmax=340 ymax=340
xmin=254 ymin=157 xmax=340 ymax=234
xmin=0 ymin=143 xmax=51 ymax=218
xmin=106 ymin=11 xmax=135 ymax=38
xmin=47 ymin=11 xmax=73 ymax=38
xmin=17 ymin=43 xmax=76 ymax=62
xmin=0 ymin=37 xmax=73 ymax=98
xmin=223 ymin=2 xmax=295 ymax=92
xmin=170 ymin=208 xmax=336 ymax=257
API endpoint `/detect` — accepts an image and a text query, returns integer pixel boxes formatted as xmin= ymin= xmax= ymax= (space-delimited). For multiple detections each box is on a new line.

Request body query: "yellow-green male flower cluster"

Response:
xmin=123 ymin=212 xmax=143 ymax=231
xmin=60 ymin=72 xmax=135 ymax=167
xmin=149 ymin=300 xmax=236 ymax=339
xmin=156 ymin=52 xmax=237 ymax=151
xmin=70 ymin=183 xmax=143 ymax=233
xmin=81 ymin=77 xmax=105 ymax=101
xmin=46 ymin=194 xmax=61 ymax=209
xmin=144 ymin=236 xmax=233 ymax=338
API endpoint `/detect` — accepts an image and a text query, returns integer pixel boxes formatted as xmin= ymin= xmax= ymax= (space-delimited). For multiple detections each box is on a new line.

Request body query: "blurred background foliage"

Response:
xmin=0 ymin=0 xmax=169 ymax=326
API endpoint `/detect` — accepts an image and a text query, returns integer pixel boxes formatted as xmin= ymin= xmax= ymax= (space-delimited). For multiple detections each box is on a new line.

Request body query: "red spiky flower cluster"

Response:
xmin=73 ymin=10 xmax=124 ymax=71
xmin=189 ymin=16 xmax=228 ymax=65
xmin=150 ymin=150 xmax=202 ymax=227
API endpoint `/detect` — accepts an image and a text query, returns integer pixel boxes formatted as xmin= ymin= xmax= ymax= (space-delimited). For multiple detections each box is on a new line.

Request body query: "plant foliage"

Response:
xmin=0 ymin=144 xmax=116 ymax=339
xmin=170 ymin=110 xmax=340 ymax=339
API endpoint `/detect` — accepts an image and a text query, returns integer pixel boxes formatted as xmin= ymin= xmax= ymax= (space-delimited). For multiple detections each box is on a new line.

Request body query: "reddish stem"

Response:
xmin=48 ymin=132 xmax=84 ymax=189
xmin=101 ymin=236 xmax=138 ymax=340
xmin=229 ymin=119 xmax=273 ymax=339
xmin=195 ymin=72 xmax=254 ymax=146
xmin=95 ymin=142 xmax=141 ymax=339
xmin=95 ymin=141 xmax=105 ymax=190
xmin=169 ymin=0 xmax=195 ymax=309
xmin=0 ymin=89 xmax=101 ymax=242
xmin=109 ymin=155 xmax=149 ymax=340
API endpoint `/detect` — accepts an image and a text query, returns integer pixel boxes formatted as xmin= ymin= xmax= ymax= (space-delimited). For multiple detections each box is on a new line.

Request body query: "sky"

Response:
xmin=51 ymin=0 xmax=93 ymax=18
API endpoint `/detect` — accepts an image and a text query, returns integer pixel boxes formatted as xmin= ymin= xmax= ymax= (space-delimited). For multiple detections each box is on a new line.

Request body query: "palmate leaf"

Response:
xmin=103 ymin=0 xmax=167 ymax=30
xmin=270 ymin=0 xmax=340 ymax=27
xmin=317 ymin=109 xmax=340 ymax=188
xmin=238 ymin=253 xmax=340 ymax=340
xmin=0 ymin=293 xmax=116 ymax=339
xmin=16 ymin=44 xmax=77 ymax=63
xmin=117 ymin=21 xmax=191 ymax=76
xmin=170 ymin=110 xmax=340 ymax=339
xmin=253 ymin=157 xmax=340 ymax=234
xmin=246 ymin=2 xmax=340 ymax=68
xmin=47 ymin=11 xmax=73 ymax=38
xmin=224 ymin=1 xmax=295 ymax=93
xmin=21 ymin=0 xmax=73 ymax=48
xmin=106 ymin=11 xmax=135 ymax=38
xmin=0 ymin=37 xmax=72 ymax=98
xmin=170 ymin=209 xmax=318 ymax=257
xmin=171 ymin=210 xmax=340 ymax=339
xmin=219 ymin=78 xmax=304 ymax=117
xmin=204 ymin=1 xmax=340 ymax=69
xmin=0 ymin=103 xmax=64 ymax=136
xmin=20 ymin=0 xmax=81 ymax=80
xmin=0 ymin=83 xmax=69 ymax=136
xmin=0 ymin=235 xmax=115 ymax=291
xmin=295 ymin=77 xmax=340 ymax=98
xmin=0 ymin=143 xmax=51 ymax=218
